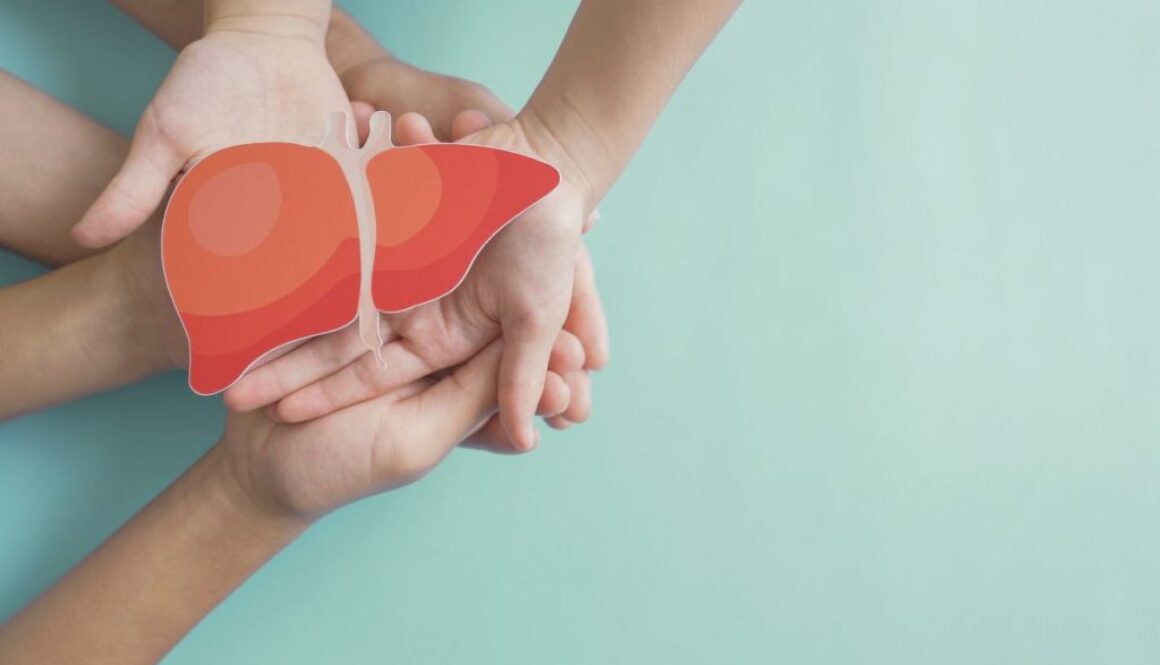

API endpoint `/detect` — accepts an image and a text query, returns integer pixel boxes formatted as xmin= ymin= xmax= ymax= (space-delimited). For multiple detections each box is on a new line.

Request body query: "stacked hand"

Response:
xmin=222 ymin=340 xmax=509 ymax=519
xmin=223 ymin=109 xmax=607 ymax=451
xmin=84 ymin=12 xmax=607 ymax=455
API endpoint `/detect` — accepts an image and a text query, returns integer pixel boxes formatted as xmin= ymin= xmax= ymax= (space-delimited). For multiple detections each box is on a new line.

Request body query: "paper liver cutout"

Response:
xmin=162 ymin=111 xmax=559 ymax=395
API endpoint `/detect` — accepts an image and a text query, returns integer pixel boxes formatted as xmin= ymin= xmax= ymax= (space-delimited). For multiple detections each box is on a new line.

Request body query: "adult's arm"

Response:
xmin=0 ymin=72 xmax=173 ymax=419
xmin=0 ymin=341 xmax=505 ymax=664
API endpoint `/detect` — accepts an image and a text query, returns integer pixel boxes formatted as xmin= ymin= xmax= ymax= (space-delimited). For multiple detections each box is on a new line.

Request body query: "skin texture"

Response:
xmin=0 ymin=71 xmax=176 ymax=418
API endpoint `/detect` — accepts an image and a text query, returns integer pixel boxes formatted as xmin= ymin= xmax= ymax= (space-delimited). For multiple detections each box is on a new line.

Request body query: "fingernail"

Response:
xmin=520 ymin=426 xmax=539 ymax=451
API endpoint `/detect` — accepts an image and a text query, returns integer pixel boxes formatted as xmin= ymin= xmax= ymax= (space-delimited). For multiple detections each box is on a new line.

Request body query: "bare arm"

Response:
xmin=0 ymin=244 xmax=171 ymax=420
xmin=112 ymin=0 xmax=369 ymax=59
xmin=0 ymin=446 xmax=302 ymax=665
xmin=0 ymin=73 xmax=127 ymax=266
xmin=0 ymin=72 xmax=175 ymax=419
xmin=110 ymin=0 xmax=514 ymax=139
xmin=521 ymin=0 xmax=743 ymax=209
xmin=0 ymin=340 xmax=505 ymax=665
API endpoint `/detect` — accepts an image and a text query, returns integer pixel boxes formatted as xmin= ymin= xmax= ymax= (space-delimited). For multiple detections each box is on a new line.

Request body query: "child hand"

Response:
xmin=72 ymin=18 xmax=353 ymax=247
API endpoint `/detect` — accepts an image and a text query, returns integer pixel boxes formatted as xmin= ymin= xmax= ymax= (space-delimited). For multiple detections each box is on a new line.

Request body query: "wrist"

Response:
xmin=517 ymin=91 xmax=616 ymax=214
xmin=93 ymin=247 xmax=176 ymax=378
xmin=326 ymin=9 xmax=394 ymax=84
xmin=203 ymin=0 xmax=331 ymax=44
xmin=199 ymin=439 xmax=314 ymax=539
xmin=104 ymin=225 xmax=186 ymax=372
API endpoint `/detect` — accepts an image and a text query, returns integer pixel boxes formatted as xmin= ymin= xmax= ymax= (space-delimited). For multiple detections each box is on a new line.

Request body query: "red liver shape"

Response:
xmin=163 ymin=126 xmax=559 ymax=396
xmin=163 ymin=143 xmax=360 ymax=395
xmin=367 ymin=144 xmax=561 ymax=312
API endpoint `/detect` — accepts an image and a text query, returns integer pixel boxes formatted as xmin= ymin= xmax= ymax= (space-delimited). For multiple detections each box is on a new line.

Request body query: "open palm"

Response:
xmin=72 ymin=29 xmax=353 ymax=247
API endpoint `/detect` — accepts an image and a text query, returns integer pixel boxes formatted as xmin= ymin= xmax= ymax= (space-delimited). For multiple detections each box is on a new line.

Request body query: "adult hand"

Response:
xmin=222 ymin=341 xmax=508 ymax=519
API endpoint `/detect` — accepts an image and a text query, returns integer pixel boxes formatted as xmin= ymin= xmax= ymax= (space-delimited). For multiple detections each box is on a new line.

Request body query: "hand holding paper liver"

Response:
xmin=220 ymin=111 xmax=604 ymax=448
xmin=71 ymin=5 xmax=352 ymax=248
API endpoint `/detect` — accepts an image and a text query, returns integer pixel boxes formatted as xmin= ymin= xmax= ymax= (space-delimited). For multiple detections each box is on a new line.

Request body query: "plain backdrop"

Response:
xmin=2 ymin=1 xmax=1159 ymax=662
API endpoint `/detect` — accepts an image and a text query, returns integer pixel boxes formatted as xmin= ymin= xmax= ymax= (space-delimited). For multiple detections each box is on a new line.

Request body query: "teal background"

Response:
xmin=2 ymin=0 xmax=1159 ymax=662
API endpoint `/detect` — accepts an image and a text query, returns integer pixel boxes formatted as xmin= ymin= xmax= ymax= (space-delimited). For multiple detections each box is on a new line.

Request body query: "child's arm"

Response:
xmin=110 ymin=0 xmax=513 ymax=139
xmin=0 ymin=343 xmax=505 ymax=664
xmin=522 ymin=0 xmax=743 ymax=209
xmin=71 ymin=0 xmax=349 ymax=247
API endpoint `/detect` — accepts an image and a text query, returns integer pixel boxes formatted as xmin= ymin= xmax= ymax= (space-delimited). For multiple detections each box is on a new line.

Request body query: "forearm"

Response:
xmin=111 ymin=0 xmax=333 ymax=43
xmin=521 ymin=0 xmax=742 ymax=206
xmin=0 ymin=444 xmax=306 ymax=665
xmin=0 ymin=72 xmax=129 ymax=266
xmin=0 ymin=250 xmax=172 ymax=420
xmin=112 ymin=0 xmax=384 ymax=67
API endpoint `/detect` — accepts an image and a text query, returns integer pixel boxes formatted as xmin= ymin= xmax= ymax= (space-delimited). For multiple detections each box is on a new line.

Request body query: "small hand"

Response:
xmin=72 ymin=22 xmax=353 ymax=247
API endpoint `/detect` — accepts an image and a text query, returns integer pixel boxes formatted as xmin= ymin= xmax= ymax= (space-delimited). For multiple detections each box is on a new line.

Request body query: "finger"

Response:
xmin=275 ymin=338 xmax=435 ymax=423
xmin=582 ymin=208 xmax=602 ymax=234
xmin=564 ymin=244 xmax=609 ymax=370
xmin=351 ymin=101 xmax=376 ymax=146
xmin=548 ymin=330 xmax=586 ymax=374
xmin=498 ymin=317 xmax=558 ymax=451
xmin=451 ymin=109 xmax=493 ymax=141
xmin=461 ymin=414 xmax=536 ymax=455
xmin=544 ymin=369 xmax=591 ymax=430
xmin=545 ymin=415 xmax=573 ymax=430
xmin=474 ymin=97 xmax=516 ymax=126
xmin=409 ymin=340 xmax=504 ymax=447
xmin=72 ymin=120 xmax=183 ymax=247
xmin=394 ymin=111 xmax=437 ymax=145
xmin=465 ymin=367 xmax=567 ymax=453
xmin=560 ymin=370 xmax=592 ymax=423
xmin=538 ymin=370 xmax=571 ymax=418
xmin=223 ymin=323 xmax=368 ymax=412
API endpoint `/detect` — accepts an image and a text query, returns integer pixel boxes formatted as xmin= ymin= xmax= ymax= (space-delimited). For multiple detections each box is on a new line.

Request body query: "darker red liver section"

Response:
xmin=371 ymin=145 xmax=560 ymax=311
xmin=183 ymin=238 xmax=360 ymax=394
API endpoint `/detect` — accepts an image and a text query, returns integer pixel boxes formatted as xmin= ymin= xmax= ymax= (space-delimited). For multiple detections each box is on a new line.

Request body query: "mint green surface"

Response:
xmin=2 ymin=1 xmax=1160 ymax=662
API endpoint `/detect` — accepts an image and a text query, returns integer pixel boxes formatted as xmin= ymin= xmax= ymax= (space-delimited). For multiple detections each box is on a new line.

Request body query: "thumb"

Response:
xmin=72 ymin=120 xmax=183 ymax=247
